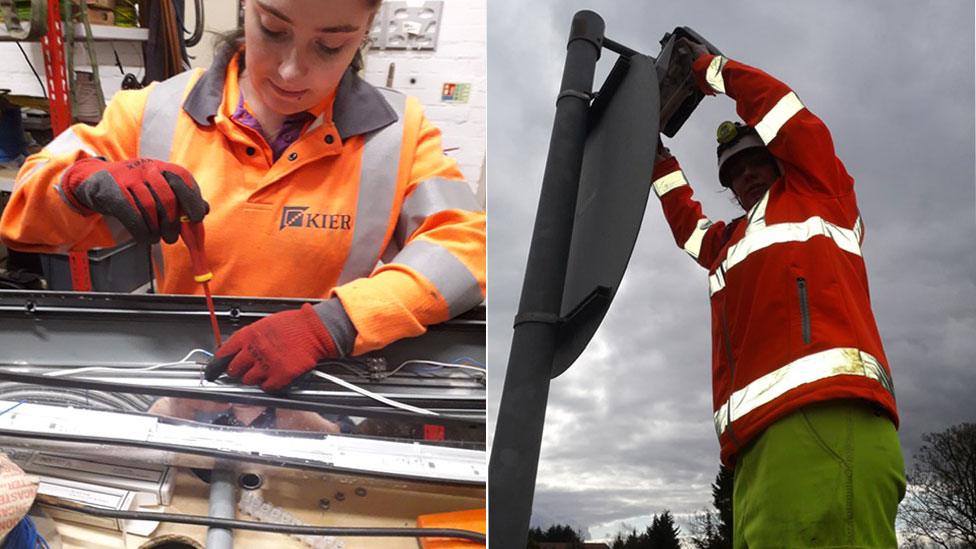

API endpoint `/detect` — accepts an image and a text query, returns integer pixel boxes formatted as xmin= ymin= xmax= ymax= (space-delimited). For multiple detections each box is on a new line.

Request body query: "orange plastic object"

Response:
xmin=178 ymin=219 xmax=212 ymax=283
xmin=417 ymin=508 xmax=486 ymax=549
xmin=180 ymin=218 xmax=222 ymax=348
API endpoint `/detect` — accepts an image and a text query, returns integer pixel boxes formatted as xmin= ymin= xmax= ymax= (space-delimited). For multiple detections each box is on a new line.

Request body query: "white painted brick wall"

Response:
xmin=0 ymin=39 xmax=144 ymax=102
xmin=185 ymin=0 xmax=239 ymax=70
xmin=362 ymin=0 xmax=487 ymax=199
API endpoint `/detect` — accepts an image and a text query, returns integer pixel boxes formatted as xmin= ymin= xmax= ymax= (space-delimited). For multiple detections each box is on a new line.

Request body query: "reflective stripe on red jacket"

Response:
xmin=652 ymin=54 xmax=897 ymax=466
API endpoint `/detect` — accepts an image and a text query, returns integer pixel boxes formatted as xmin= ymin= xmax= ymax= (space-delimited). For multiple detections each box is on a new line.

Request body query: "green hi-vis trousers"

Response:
xmin=733 ymin=400 xmax=906 ymax=549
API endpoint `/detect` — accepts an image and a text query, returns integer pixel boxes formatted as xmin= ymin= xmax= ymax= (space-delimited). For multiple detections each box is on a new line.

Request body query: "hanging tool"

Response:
xmin=179 ymin=216 xmax=222 ymax=348
xmin=76 ymin=0 xmax=106 ymax=119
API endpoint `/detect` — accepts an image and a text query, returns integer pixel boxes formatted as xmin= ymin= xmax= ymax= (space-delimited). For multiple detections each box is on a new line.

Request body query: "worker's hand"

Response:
xmin=203 ymin=304 xmax=340 ymax=393
xmin=59 ymin=157 xmax=209 ymax=244
xmin=656 ymin=140 xmax=674 ymax=164
xmin=676 ymin=37 xmax=709 ymax=62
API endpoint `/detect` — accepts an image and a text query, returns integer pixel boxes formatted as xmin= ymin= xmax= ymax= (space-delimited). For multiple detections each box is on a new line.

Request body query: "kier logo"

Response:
xmin=280 ymin=206 xmax=308 ymax=229
xmin=279 ymin=206 xmax=352 ymax=231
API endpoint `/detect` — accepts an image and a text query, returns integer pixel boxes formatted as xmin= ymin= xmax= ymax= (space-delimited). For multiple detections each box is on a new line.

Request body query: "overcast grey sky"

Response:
xmin=487 ymin=0 xmax=976 ymax=540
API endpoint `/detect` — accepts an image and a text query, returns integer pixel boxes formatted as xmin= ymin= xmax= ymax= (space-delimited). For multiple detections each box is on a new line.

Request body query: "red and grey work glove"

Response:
xmin=676 ymin=37 xmax=710 ymax=63
xmin=204 ymin=300 xmax=356 ymax=393
xmin=58 ymin=157 xmax=209 ymax=244
xmin=655 ymin=140 xmax=673 ymax=165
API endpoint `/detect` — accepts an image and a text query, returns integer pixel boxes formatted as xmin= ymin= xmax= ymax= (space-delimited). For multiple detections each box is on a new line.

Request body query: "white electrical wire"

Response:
xmin=39 ymin=351 xmax=464 ymax=419
xmin=310 ymin=370 xmax=439 ymax=417
xmin=383 ymin=359 xmax=487 ymax=378
xmin=43 ymin=349 xmax=214 ymax=378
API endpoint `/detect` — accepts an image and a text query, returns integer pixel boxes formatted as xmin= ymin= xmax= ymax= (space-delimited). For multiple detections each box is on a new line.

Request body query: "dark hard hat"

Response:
xmin=716 ymin=121 xmax=767 ymax=187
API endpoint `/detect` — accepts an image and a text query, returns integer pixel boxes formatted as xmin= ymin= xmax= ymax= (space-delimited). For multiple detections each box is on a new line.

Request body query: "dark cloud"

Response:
xmin=488 ymin=0 xmax=975 ymax=536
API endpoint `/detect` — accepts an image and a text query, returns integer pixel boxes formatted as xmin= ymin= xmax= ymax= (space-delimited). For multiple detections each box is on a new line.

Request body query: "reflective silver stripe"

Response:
xmin=744 ymin=190 xmax=769 ymax=235
xmin=854 ymin=216 xmax=864 ymax=244
xmin=708 ymin=266 xmax=725 ymax=296
xmin=755 ymin=91 xmax=804 ymax=145
xmin=337 ymin=90 xmax=406 ymax=284
xmin=683 ymin=218 xmax=712 ymax=260
xmin=379 ymin=240 xmax=401 ymax=265
xmin=138 ymin=70 xmax=196 ymax=160
xmin=14 ymin=161 xmax=47 ymax=191
xmin=45 ymin=127 xmax=97 ymax=157
xmin=705 ymin=55 xmax=728 ymax=94
xmin=652 ymin=170 xmax=687 ymax=197
xmin=708 ymin=215 xmax=862 ymax=296
xmin=27 ymin=128 xmax=98 ymax=192
xmin=713 ymin=347 xmax=893 ymax=436
xmin=392 ymin=239 xmax=482 ymax=318
xmin=395 ymin=177 xmax=481 ymax=245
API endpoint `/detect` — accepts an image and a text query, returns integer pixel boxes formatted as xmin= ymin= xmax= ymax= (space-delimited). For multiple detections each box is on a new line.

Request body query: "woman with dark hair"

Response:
xmin=0 ymin=0 xmax=485 ymax=394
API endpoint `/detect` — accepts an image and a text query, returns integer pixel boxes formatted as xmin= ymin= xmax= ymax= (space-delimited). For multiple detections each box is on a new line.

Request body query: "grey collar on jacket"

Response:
xmin=182 ymin=45 xmax=399 ymax=140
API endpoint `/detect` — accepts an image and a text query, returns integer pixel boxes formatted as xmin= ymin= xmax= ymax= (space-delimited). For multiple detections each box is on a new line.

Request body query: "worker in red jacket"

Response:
xmin=652 ymin=40 xmax=904 ymax=547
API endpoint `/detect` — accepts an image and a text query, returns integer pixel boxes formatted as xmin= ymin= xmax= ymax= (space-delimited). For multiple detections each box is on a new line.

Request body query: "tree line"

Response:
xmin=526 ymin=466 xmax=731 ymax=549
xmin=528 ymin=422 xmax=975 ymax=548
xmin=526 ymin=511 xmax=685 ymax=549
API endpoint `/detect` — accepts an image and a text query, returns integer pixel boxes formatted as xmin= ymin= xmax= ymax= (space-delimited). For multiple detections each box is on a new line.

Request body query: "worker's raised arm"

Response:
xmin=652 ymin=152 xmax=729 ymax=270
xmin=0 ymin=88 xmax=149 ymax=252
xmin=332 ymin=97 xmax=486 ymax=355
xmin=691 ymin=53 xmax=853 ymax=196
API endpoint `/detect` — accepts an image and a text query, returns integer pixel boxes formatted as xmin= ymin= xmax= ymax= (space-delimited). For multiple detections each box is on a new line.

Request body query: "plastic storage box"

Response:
xmin=39 ymin=240 xmax=152 ymax=292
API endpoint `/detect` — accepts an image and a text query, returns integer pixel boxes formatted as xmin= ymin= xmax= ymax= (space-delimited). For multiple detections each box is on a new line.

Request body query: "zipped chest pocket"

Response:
xmin=796 ymin=277 xmax=811 ymax=345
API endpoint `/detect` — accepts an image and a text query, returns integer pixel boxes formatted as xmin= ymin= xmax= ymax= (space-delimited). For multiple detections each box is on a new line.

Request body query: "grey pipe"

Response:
xmin=206 ymin=467 xmax=237 ymax=549
xmin=488 ymin=10 xmax=605 ymax=549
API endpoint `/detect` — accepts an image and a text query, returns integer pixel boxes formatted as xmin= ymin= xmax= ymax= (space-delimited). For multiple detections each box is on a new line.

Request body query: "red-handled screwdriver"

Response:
xmin=179 ymin=216 xmax=222 ymax=348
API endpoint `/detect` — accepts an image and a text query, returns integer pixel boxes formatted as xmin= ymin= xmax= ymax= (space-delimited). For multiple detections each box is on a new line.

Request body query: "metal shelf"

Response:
xmin=3 ymin=0 xmax=152 ymax=132
xmin=0 ymin=167 xmax=17 ymax=193
xmin=69 ymin=22 xmax=147 ymax=41
xmin=0 ymin=23 xmax=147 ymax=41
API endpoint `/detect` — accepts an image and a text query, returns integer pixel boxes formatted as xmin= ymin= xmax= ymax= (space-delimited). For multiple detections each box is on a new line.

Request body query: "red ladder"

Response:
xmin=39 ymin=0 xmax=71 ymax=134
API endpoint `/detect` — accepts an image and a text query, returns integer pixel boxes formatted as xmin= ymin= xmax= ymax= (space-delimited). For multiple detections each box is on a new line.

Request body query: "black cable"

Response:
xmin=183 ymin=0 xmax=204 ymax=48
xmin=112 ymin=45 xmax=126 ymax=75
xmin=15 ymin=42 xmax=47 ymax=99
xmin=39 ymin=500 xmax=486 ymax=543
xmin=146 ymin=245 xmax=155 ymax=293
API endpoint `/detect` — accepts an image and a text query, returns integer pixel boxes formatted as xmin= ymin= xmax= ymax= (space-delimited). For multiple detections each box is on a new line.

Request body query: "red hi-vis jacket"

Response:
xmin=652 ymin=54 xmax=897 ymax=466
xmin=0 ymin=47 xmax=485 ymax=356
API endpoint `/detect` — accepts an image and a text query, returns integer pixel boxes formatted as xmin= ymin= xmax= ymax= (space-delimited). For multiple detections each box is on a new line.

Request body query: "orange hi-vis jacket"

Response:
xmin=0 ymin=47 xmax=486 ymax=356
xmin=651 ymin=54 xmax=897 ymax=466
